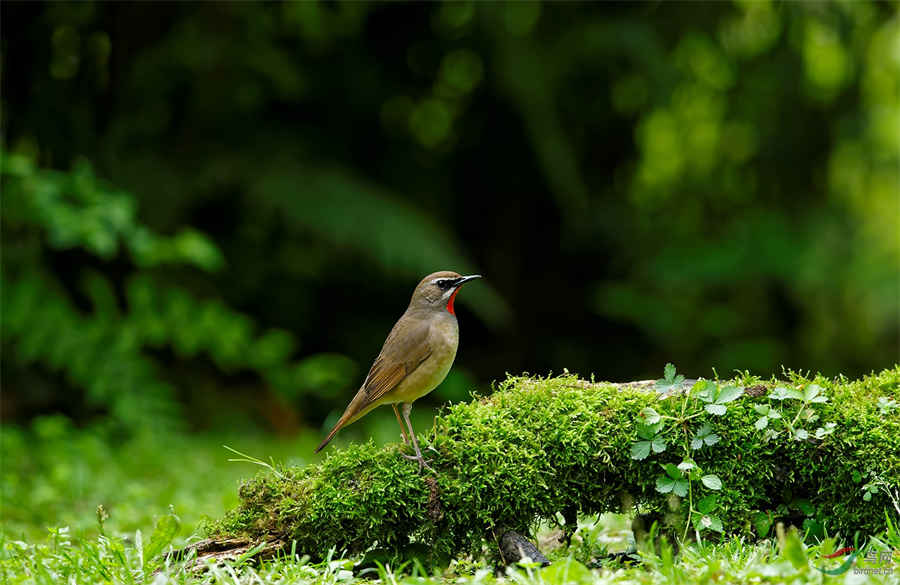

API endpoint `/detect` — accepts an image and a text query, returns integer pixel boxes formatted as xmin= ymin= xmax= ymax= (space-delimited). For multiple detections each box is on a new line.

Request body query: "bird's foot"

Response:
xmin=402 ymin=452 xmax=435 ymax=473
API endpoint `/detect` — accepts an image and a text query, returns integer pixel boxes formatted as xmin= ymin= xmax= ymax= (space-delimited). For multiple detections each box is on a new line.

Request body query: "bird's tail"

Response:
xmin=314 ymin=414 xmax=349 ymax=453
xmin=313 ymin=390 xmax=373 ymax=453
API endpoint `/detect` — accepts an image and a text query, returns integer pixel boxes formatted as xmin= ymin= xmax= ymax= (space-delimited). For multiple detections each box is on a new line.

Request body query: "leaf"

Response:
xmin=636 ymin=422 xmax=662 ymax=440
xmin=672 ymin=479 xmax=689 ymax=497
xmin=781 ymin=528 xmax=808 ymax=569
xmin=803 ymin=384 xmax=822 ymax=401
xmin=691 ymin=424 xmax=720 ymax=448
xmin=656 ymin=476 xmax=675 ymax=494
xmin=143 ymin=512 xmax=180 ymax=568
xmin=664 ymin=363 xmax=676 ymax=383
xmin=540 ymin=559 xmax=593 ymax=583
xmin=651 ymin=436 xmax=667 ymax=453
xmin=663 ymin=463 xmax=682 ymax=480
xmin=630 ymin=441 xmax=651 ymax=460
xmin=753 ymin=511 xmax=773 ymax=537
xmin=695 ymin=513 xmax=724 ymax=533
xmin=753 ymin=404 xmax=770 ymax=415
xmin=657 ymin=364 xmax=685 ymax=394
xmin=640 ymin=407 xmax=661 ymax=424
xmin=768 ymin=409 xmax=781 ymax=419
xmin=696 ymin=380 xmax=717 ymax=403
xmin=716 ymin=385 xmax=743 ymax=404
xmin=755 ymin=416 xmax=769 ymax=430
xmin=697 ymin=494 xmax=718 ymax=514
xmin=770 ymin=386 xmax=788 ymax=400
xmin=705 ymin=403 xmax=727 ymax=416
xmin=677 ymin=459 xmax=696 ymax=472
xmin=794 ymin=428 xmax=809 ymax=440
xmin=705 ymin=515 xmax=724 ymax=532
xmin=770 ymin=386 xmax=802 ymax=400
xmin=794 ymin=499 xmax=815 ymax=516
xmin=701 ymin=474 xmax=723 ymax=490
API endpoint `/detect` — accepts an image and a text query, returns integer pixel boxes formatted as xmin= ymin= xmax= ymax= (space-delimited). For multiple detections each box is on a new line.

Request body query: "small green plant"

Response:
xmin=631 ymin=365 xmax=735 ymax=542
xmin=756 ymin=384 xmax=835 ymax=442
xmin=861 ymin=473 xmax=900 ymax=517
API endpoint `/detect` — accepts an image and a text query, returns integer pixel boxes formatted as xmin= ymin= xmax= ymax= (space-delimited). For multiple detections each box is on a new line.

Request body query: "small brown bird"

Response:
xmin=314 ymin=271 xmax=481 ymax=471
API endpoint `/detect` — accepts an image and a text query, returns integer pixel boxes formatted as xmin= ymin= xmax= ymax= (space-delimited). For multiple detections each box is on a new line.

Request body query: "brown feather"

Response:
xmin=314 ymin=313 xmax=433 ymax=453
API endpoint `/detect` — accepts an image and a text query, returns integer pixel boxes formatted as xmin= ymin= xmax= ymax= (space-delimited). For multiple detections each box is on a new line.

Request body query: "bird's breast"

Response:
xmin=392 ymin=316 xmax=459 ymax=403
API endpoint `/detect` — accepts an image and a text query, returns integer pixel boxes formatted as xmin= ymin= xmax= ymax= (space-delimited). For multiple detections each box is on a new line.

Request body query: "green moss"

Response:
xmin=209 ymin=367 xmax=900 ymax=559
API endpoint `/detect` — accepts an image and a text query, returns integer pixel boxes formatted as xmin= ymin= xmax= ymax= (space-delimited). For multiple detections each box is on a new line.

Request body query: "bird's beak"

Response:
xmin=454 ymin=274 xmax=482 ymax=287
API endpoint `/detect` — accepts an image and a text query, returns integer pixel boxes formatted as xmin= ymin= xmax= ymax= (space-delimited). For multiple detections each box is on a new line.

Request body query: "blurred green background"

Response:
xmin=1 ymin=0 xmax=898 ymax=540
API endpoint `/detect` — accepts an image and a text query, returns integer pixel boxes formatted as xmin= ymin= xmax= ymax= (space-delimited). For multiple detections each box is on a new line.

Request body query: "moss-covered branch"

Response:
xmin=209 ymin=367 xmax=899 ymax=561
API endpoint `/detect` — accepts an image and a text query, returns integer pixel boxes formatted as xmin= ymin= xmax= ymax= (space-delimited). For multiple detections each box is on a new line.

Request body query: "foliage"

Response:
xmin=209 ymin=367 xmax=900 ymax=561
xmin=1 ymin=151 xmax=359 ymax=429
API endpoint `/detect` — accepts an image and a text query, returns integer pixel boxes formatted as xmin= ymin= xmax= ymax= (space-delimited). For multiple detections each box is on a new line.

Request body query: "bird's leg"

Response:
xmin=400 ymin=403 xmax=435 ymax=473
xmin=392 ymin=404 xmax=410 ymax=446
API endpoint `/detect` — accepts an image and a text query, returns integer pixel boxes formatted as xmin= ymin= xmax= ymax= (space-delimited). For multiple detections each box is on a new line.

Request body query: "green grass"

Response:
xmin=3 ymin=402 xmax=900 ymax=584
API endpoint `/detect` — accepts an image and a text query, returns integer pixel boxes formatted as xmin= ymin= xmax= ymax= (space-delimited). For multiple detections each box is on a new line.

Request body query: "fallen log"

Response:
xmin=200 ymin=367 xmax=899 ymax=565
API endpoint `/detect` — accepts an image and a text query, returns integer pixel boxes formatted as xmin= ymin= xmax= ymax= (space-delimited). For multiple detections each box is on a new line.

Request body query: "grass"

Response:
xmin=3 ymin=392 xmax=900 ymax=584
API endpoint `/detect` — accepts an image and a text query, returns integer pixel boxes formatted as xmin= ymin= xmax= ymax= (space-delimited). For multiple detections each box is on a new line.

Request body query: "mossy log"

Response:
xmin=208 ymin=367 xmax=899 ymax=562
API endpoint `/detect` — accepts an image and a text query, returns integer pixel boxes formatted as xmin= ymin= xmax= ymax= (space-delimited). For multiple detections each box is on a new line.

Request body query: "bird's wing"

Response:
xmin=358 ymin=315 xmax=433 ymax=407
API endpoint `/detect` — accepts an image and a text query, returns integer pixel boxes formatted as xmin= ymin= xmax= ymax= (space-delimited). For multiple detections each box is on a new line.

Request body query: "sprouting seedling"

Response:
xmin=656 ymin=363 xmax=685 ymax=395
xmin=223 ymin=445 xmax=285 ymax=479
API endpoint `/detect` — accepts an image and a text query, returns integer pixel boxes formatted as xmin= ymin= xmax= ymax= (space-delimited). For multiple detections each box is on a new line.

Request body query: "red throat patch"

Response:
xmin=446 ymin=288 xmax=460 ymax=315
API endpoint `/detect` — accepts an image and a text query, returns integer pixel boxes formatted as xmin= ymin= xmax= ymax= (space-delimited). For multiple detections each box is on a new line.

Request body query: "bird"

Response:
xmin=314 ymin=271 xmax=481 ymax=471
